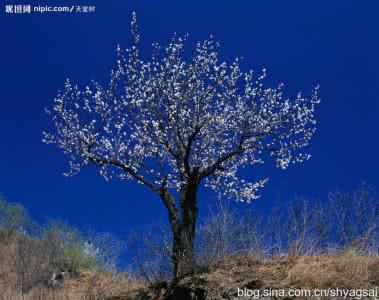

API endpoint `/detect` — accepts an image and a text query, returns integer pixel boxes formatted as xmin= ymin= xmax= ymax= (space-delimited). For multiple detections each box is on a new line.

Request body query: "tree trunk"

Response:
xmin=172 ymin=223 xmax=196 ymax=279
xmin=172 ymin=179 xmax=199 ymax=280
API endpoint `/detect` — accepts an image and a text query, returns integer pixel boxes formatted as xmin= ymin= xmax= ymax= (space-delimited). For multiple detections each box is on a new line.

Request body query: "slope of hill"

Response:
xmin=116 ymin=253 xmax=379 ymax=300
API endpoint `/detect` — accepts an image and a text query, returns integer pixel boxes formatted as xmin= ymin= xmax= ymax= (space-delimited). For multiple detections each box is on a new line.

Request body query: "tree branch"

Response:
xmin=88 ymin=155 xmax=161 ymax=193
xmin=183 ymin=125 xmax=201 ymax=176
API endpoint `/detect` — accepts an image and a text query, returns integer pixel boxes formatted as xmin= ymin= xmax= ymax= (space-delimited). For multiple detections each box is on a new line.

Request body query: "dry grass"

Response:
xmin=0 ymin=271 xmax=144 ymax=300
xmin=64 ymin=270 xmax=144 ymax=299
xmin=286 ymin=251 xmax=379 ymax=289
xmin=1 ymin=248 xmax=379 ymax=299
xmin=220 ymin=250 xmax=379 ymax=290
xmin=0 ymin=237 xmax=144 ymax=300
xmin=123 ymin=252 xmax=379 ymax=300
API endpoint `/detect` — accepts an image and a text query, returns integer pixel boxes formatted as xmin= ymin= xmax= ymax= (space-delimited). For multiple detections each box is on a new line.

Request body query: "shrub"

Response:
xmin=128 ymin=223 xmax=173 ymax=283
xmin=63 ymin=244 xmax=98 ymax=274
xmin=42 ymin=220 xmax=100 ymax=274
xmin=0 ymin=197 xmax=30 ymax=237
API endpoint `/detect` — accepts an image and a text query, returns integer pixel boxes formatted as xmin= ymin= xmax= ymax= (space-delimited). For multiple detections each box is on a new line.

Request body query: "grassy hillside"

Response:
xmin=0 ymin=183 xmax=378 ymax=299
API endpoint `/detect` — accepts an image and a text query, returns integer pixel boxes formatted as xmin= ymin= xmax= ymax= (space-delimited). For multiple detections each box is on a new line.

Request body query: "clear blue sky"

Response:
xmin=1 ymin=0 xmax=378 ymax=237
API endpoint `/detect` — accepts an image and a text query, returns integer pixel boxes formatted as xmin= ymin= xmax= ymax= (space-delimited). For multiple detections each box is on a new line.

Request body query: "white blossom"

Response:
xmin=43 ymin=13 xmax=320 ymax=202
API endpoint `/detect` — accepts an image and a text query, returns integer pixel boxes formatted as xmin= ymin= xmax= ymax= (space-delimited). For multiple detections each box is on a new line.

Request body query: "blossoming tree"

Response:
xmin=43 ymin=13 xmax=320 ymax=279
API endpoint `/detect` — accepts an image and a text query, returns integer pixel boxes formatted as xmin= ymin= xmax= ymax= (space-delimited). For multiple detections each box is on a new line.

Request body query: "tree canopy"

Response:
xmin=43 ymin=12 xmax=320 ymax=202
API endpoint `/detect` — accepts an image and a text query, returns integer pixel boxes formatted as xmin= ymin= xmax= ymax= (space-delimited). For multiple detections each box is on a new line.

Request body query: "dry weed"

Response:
xmin=286 ymin=251 xmax=379 ymax=289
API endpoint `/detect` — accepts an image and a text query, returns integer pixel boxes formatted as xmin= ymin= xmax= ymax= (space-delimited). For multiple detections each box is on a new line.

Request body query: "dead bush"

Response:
xmin=196 ymin=199 xmax=265 ymax=268
xmin=128 ymin=223 xmax=173 ymax=283
xmin=13 ymin=233 xmax=53 ymax=294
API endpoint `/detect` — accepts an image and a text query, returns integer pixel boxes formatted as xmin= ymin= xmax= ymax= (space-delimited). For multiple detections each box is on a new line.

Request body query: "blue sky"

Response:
xmin=0 ymin=0 xmax=378 ymax=238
